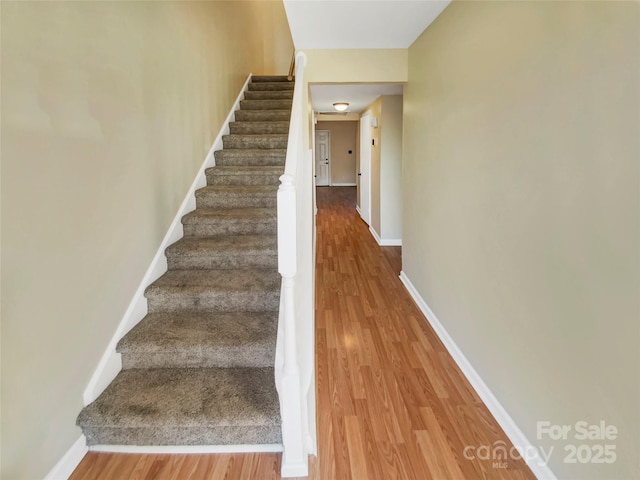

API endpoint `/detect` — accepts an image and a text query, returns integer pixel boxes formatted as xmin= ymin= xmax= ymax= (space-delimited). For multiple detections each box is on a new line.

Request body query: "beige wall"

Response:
xmin=380 ymin=96 xmax=403 ymax=241
xmin=364 ymin=95 xmax=403 ymax=242
xmin=316 ymin=121 xmax=358 ymax=185
xmin=304 ymin=49 xmax=408 ymax=85
xmin=403 ymin=2 xmax=639 ymax=478
xmin=0 ymin=2 xmax=293 ymax=479
xmin=366 ymin=98 xmax=383 ymax=234
xmin=301 ymin=49 xmax=408 ymax=152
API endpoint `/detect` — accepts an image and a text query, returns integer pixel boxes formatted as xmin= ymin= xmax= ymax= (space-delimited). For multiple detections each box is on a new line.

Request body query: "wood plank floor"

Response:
xmin=69 ymin=187 xmax=535 ymax=480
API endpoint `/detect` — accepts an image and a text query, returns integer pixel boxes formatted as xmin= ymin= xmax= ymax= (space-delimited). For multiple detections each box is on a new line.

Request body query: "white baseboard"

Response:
xmin=398 ymin=271 xmax=557 ymax=480
xmin=43 ymin=435 xmax=87 ymax=480
xmin=82 ymin=74 xmax=253 ymax=405
xmin=331 ymin=182 xmax=356 ymax=187
xmin=281 ymin=460 xmax=309 ymax=477
xmin=89 ymin=444 xmax=283 ymax=454
xmin=369 ymin=226 xmax=402 ymax=246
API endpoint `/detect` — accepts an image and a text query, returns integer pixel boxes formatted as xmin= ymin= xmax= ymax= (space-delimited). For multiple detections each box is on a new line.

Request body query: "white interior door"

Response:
xmin=359 ymin=113 xmax=371 ymax=224
xmin=315 ymin=130 xmax=330 ymax=186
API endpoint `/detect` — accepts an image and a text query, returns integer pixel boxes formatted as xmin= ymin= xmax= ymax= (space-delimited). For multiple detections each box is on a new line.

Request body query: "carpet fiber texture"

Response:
xmin=77 ymin=76 xmax=293 ymax=447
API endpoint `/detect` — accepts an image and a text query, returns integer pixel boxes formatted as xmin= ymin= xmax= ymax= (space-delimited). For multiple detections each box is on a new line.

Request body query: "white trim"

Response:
xmin=359 ymin=110 xmax=372 ymax=226
xmin=356 ymin=205 xmax=362 ymax=217
xmin=369 ymin=226 xmax=402 ymax=246
xmin=281 ymin=461 xmax=309 ymax=477
xmin=330 ymin=182 xmax=356 ymax=187
xmin=43 ymin=435 xmax=87 ymax=480
xmin=314 ymin=129 xmax=331 ymax=187
xmin=89 ymin=444 xmax=283 ymax=454
xmin=398 ymin=271 xmax=557 ymax=480
xmin=83 ymin=74 xmax=253 ymax=406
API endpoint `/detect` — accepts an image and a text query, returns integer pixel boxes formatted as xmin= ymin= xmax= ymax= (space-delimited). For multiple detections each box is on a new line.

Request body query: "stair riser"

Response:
xmin=244 ymin=91 xmax=293 ymax=100
xmin=121 ymin=347 xmax=275 ymax=369
xmin=240 ymin=100 xmax=292 ymax=111
xmin=229 ymin=122 xmax=289 ymax=134
xmin=183 ymin=221 xmax=276 ymax=236
xmin=206 ymin=173 xmax=281 ymax=186
xmin=146 ymin=291 xmax=280 ymax=313
xmin=223 ymin=135 xmax=288 ymax=150
xmin=195 ymin=193 xmax=276 ymax=209
xmin=248 ymin=82 xmax=294 ymax=91
xmin=234 ymin=110 xmax=290 ymax=122
xmin=82 ymin=425 xmax=281 ymax=447
xmin=167 ymin=254 xmax=277 ymax=270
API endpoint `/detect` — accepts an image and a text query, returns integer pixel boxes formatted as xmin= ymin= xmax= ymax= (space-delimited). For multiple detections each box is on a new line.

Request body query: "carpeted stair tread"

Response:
xmin=251 ymin=75 xmax=291 ymax=82
xmin=234 ymin=110 xmax=290 ymax=122
xmin=147 ymin=268 xmax=280 ymax=292
xmin=181 ymin=207 xmax=277 ymax=236
xmin=244 ymin=91 xmax=293 ymax=100
xmin=229 ymin=121 xmax=290 ymax=134
xmin=167 ymin=235 xmax=276 ymax=256
xmin=222 ymin=134 xmax=288 ymax=150
xmin=247 ymin=82 xmax=294 ymax=91
xmin=117 ymin=312 xmax=277 ymax=369
xmin=205 ymin=166 xmax=283 ymax=186
xmin=239 ymin=99 xmax=293 ymax=111
xmin=214 ymin=149 xmax=286 ymax=166
xmin=195 ymin=185 xmax=277 ymax=208
xmin=206 ymin=166 xmax=284 ymax=176
xmin=145 ymin=269 xmax=280 ymax=313
xmin=166 ymin=235 xmax=277 ymax=270
xmin=77 ymin=367 xmax=281 ymax=445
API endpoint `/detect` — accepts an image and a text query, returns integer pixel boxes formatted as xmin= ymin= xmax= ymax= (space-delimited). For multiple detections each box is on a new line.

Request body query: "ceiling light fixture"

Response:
xmin=333 ymin=102 xmax=349 ymax=112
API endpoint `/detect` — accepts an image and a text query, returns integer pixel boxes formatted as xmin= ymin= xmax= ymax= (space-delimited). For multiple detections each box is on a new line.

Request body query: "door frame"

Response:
xmin=314 ymin=129 xmax=331 ymax=187
xmin=358 ymin=111 xmax=372 ymax=225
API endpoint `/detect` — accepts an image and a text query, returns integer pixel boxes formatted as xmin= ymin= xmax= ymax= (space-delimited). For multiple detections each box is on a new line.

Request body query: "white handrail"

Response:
xmin=275 ymin=51 xmax=312 ymax=478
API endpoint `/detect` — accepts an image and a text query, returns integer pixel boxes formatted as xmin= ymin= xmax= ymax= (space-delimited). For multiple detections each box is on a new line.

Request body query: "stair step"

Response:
xmin=117 ymin=312 xmax=278 ymax=369
xmin=234 ymin=110 xmax=290 ymax=122
xmin=214 ymin=149 xmax=286 ymax=167
xmin=195 ymin=185 xmax=276 ymax=209
xmin=145 ymin=269 xmax=280 ymax=313
xmin=182 ymin=208 xmax=277 ymax=236
xmin=229 ymin=121 xmax=289 ymax=135
xmin=222 ymin=134 xmax=288 ymax=150
xmin=248 ymin=82 xmax=294 ymax=92
xmin=77 ymin=367 xmax=281 ymax=446
xmin=206 ymin=166 xmax=283 ymax=186
xmin=240 ymin=99 xmax=292 ymax=111
xmin=166 ymin=235 xmax=277 ymax=270
xmin=244 ymin=90 xmax=293 ymax=101
xmin=251 ymin=75 xmax=291 ymax=83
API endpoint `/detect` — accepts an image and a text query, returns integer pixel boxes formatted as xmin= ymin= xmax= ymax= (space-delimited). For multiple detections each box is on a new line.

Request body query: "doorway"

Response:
xmin=315 ymin=130 xmax=331 ymax=186
xmin=358 ymin=112 xmax=372 ymax=225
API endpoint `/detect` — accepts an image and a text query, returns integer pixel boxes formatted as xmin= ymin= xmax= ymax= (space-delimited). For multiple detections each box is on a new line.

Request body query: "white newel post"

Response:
xmin=276 ymin=51 xmax=311 ymax=478
xmin=277 ymin=174 xmax=306 ymax=476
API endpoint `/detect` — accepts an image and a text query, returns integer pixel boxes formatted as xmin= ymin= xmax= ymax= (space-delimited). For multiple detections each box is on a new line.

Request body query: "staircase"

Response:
xmin=77 ymin=76 xmax=293 ymax=448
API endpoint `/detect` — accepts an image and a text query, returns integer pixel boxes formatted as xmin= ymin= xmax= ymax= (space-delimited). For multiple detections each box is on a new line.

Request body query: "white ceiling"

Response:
xmin=283 ymin=0 xmax=451 ymax=49
xmin=311 ymin=83 xmax=403 ymax=114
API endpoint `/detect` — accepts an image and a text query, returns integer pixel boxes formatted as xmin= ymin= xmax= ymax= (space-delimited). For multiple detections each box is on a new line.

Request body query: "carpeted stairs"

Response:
xmin=77 ymin=76 xmax=293 ymax=447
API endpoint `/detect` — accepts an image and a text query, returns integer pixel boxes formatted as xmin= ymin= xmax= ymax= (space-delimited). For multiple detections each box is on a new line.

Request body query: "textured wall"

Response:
xmin=0 ymin=2 xmax=293 ymax=478
xmin=403 ymin=2 xmax=639 ymax=478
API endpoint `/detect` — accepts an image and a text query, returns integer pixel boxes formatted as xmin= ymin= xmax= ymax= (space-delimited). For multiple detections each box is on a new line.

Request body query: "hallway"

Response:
xmin=70 ymin=187 xmax=535 ymax=479
xmin=313 ymin=187 xmax=534 ymax=479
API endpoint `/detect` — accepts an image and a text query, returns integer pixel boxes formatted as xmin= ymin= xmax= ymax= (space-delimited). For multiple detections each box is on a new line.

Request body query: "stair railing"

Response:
xmin=287 ymin=50 xmax=295 ymax=81
xmin=275 ymin=51 xmax=312 ymax=477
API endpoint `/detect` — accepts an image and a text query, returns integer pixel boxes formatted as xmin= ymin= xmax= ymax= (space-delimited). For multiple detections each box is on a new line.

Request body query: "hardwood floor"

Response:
xmin=69 ymin=187 xmax=535 ymax=480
